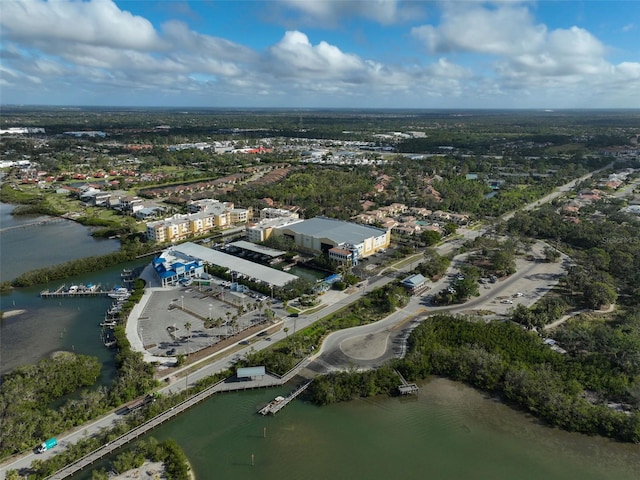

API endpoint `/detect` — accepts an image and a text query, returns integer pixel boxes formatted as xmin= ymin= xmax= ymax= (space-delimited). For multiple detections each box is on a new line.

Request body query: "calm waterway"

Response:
xmin=77 ymin=378 xmax=639 ymax=480
xmin=0 ymin=202 xmax=121 ymax=281
xmin=1 ymin=203 xmax=638 ymax=479
xmin=0 ymin=202 xmax=122 ymax=376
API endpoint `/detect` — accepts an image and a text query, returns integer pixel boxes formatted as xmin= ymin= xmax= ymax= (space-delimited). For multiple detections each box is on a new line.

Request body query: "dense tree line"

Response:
xmin=10 ymin=238 xmax=154 ymax=287
xmin=0 ymin=353 xmax=102 ymax=456
xmin=222 ymin=165 xmax=375 ymax=219
xmin=90 ymin=438 xmax=191 ymax=480
xmin=398 ymin=316 xmax=639 ymax=442
xmin=308 ymin=315 xmax=640 ymax=443
xmin=308 ymin=366 xmax=400 ymax=405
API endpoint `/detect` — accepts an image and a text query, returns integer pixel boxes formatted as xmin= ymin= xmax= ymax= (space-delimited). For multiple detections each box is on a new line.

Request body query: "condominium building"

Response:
xmin=146 ymin=199 xmax=251 ymax=242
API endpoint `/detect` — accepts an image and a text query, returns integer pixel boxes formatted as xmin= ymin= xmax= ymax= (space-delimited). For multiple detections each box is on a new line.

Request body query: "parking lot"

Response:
xmin=137 ymin=283 xmax=272 ymax=357
xmin=420 ymin=241 xmax=569 ymax=317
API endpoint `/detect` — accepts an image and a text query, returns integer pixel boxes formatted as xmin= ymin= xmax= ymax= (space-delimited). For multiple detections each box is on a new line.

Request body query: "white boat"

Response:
xmin=108 ymin=287 xmax=130 ymax=299
xmin=258 ymin=396 xmax=286 ymax=415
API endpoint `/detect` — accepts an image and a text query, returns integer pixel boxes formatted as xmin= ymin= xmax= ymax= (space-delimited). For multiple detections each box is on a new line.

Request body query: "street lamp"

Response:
xmin=208 ymin=303 xmax=213 ymax=320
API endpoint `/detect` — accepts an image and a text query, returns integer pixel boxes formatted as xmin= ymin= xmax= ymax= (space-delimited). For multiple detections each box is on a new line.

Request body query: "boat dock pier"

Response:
xmin=40 ymin=284 xmax=108 ymax=298
xmin=258 ymin=379 xmax=312 ymax=415
xmin=395 ymin=369 xmax=419 ymax=395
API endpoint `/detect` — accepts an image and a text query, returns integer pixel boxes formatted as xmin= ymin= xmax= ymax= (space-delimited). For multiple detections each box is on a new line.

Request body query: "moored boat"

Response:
xmin=108 ymin=286 xmax=130 ymax=299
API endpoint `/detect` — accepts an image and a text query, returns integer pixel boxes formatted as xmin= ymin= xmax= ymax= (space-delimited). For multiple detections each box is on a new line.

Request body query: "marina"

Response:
xmin=40 ymin=284 xmax=130 ymax=299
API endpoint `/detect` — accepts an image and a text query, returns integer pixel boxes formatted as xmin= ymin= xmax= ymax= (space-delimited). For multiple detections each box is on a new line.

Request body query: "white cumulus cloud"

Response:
xmin=276 ymin=0 xmax=423 ymax=26
xmin=410 ymin=1 xmax=640 ymax=106
xmin=267 ymin=31 xmax=365 ymax=77
xmin=0 ymin=0 xmax=164 ymax=51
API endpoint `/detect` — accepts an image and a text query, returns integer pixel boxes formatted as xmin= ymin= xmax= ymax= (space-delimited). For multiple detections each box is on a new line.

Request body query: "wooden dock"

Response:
xmin=395 ymin=369 xmax=419 ymax=395
xmin=258 ymin=380 xmax=312 ymax=415
xmin=41 ymin=284 xmax=109 ymax=298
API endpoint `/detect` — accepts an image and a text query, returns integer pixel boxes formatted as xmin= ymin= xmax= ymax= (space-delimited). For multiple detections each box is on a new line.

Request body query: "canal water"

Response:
xmin=286 ymin=265 xmax=327 ymax=282
xmin=76 ymin=378 xmax=639 ymax=480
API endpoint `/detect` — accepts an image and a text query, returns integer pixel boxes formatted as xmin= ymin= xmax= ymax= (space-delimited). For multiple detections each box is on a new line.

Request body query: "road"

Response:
xmin=313 ymin=241 xmax=568 ymax=372
xmin=0 ymin=167 xmax=593 ymax=479
xmin=501 ymin=162 xmax=612 ymax=222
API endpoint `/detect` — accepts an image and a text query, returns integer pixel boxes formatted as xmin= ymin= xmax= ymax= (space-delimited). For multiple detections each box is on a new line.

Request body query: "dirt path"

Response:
xmin=544 ymin=303 xmax=616 ymax=330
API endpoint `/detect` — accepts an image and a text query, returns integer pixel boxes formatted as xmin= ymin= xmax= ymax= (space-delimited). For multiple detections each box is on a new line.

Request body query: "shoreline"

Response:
xmin=109 ymin=459 xmax=195 ymax=480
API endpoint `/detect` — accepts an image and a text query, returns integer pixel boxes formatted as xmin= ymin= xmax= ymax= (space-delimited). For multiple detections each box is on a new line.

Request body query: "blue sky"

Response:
xmin=1 ymin=0 xmax=639 ymax=109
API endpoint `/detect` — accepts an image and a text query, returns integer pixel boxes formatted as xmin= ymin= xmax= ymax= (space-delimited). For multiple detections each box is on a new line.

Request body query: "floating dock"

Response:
xmin=258 ymin=380 xmax=312 ymax=415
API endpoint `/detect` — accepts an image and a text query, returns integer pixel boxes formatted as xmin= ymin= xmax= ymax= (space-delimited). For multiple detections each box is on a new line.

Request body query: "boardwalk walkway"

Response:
xmin=45 ymin=357 xmax=314 ymax=480
xmin=0 ymin=218 xmax=64 ymax=233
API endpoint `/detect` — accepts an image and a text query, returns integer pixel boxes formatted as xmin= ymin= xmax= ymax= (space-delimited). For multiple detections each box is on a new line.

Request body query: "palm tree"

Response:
xmin=184 ymin=321 xmax=192 ymax=356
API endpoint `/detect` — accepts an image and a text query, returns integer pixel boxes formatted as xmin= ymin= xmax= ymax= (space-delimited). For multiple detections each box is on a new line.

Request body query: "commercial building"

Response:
xmin=246 ymin=216 xmax=304 ymax=243
xmin=152 ymin=248 xmax=206 ymax=287
xmin=275 ymin=216 xmax=390 ymax=264
xmin=225 ymin=241 xmax=287 ymax=265
xmin=172 ymin=242 xmax=297 ymax=287
xmin=400 ymin=274 xmax=429 ymax=295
